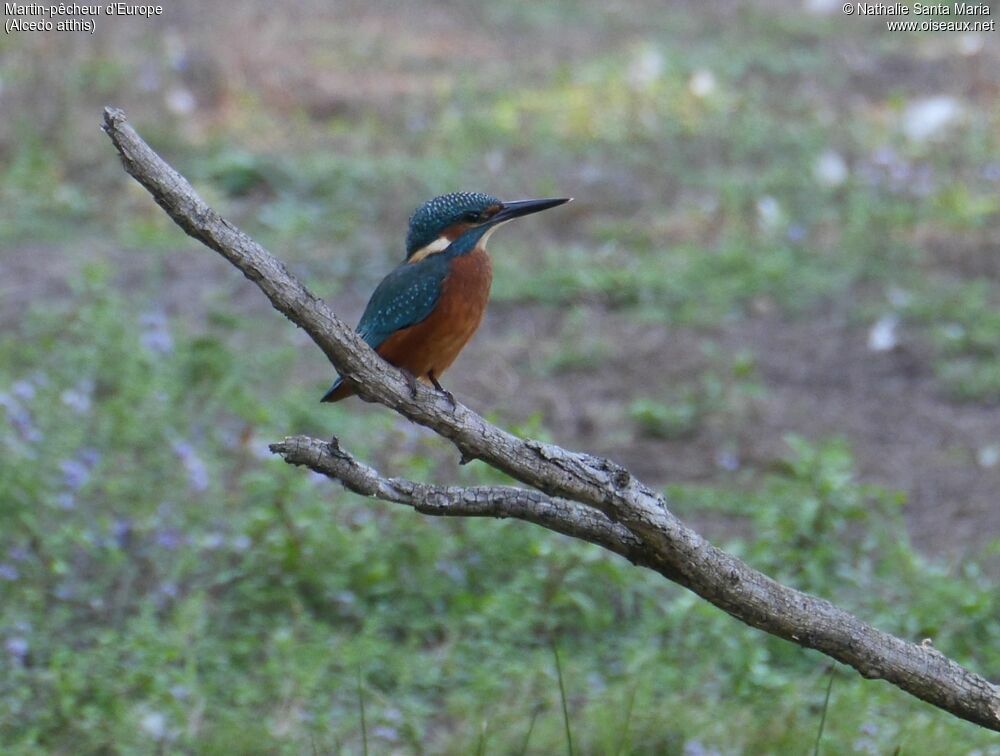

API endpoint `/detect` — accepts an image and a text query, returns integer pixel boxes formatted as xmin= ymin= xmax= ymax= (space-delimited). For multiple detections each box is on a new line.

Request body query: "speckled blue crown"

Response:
xmin=405 ymin=192 xmax=500 ymax=258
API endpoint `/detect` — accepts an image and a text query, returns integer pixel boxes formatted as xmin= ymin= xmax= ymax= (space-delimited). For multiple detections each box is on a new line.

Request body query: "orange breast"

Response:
xmin=376 ymin=248 xmax=493 ymax=382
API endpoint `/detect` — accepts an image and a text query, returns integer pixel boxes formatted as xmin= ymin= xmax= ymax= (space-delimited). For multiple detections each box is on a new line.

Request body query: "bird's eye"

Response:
xmin=463 ymin=211 xmax=480 ymax=222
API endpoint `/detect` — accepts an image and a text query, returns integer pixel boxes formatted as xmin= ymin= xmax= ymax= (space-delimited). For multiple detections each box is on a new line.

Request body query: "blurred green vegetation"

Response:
xmin=1 ymin=274 xmax=997 ymax=753
xmin=1 ymin=0 xmax=998 ymax=752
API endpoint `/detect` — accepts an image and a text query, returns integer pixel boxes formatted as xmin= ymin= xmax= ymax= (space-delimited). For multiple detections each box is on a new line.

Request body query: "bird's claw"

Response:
xmin=402 ymin=370 xmax=419 ymax=399
xmin=428 ymin=372 xmax=457 ymax=409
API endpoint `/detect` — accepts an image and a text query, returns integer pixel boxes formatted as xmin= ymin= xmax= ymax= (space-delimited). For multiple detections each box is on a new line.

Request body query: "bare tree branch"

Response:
xmin=103 ymin=107 xmax=999 ymax=731
xmin=270 ymin=435 xmax=655 ymax=567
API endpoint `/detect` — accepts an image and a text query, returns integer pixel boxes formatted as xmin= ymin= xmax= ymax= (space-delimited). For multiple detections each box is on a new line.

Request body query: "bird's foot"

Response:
xmin=428 ymin=372 xmax=456 ymax=409
xmin=401 ymin=369 xmax=419 ymax=399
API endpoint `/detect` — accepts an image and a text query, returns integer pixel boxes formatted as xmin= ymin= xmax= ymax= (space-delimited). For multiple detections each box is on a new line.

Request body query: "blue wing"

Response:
xmin=354 ymin=258 xmax=447 ymax=349
xmin=321 ymin=257 xmax=447 ymax=401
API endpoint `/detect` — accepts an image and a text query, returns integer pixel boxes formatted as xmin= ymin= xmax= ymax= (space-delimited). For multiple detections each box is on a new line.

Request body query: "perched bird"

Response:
xmin=322 ymin=191 xmax=570 ymax=403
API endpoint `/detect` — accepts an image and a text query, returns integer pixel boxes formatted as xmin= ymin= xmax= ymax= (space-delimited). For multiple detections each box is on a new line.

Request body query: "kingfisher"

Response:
xmin=322 ymin=191 xmax=570 ymax=403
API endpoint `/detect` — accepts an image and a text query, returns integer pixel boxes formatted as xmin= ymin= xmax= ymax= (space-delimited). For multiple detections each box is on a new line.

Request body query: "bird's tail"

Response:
xmin=320 ymin=376 xmax=354 ymax=403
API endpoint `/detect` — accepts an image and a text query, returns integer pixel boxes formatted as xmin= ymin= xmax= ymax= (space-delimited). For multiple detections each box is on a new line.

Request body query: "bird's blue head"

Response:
xmin=404 ymin=191 xmax=570 ymax=262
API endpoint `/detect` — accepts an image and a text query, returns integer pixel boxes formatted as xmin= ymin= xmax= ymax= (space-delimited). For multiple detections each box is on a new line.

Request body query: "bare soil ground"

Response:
xmin=455 ymin=302 xmax=1000 ymax=568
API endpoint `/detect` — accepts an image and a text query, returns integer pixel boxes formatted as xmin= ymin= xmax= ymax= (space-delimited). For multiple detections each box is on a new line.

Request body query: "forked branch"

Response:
xmin=103 ymin=107 xmax=999 ymax=731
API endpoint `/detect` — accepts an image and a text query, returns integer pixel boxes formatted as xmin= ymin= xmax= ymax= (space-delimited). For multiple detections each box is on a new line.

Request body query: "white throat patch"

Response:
xmin=479 ymin=219 xmax=511 ymax=247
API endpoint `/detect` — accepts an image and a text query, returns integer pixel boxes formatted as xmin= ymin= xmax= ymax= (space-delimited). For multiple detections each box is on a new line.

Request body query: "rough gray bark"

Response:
xmin=102 ymin=106 xmax=999 ymax=731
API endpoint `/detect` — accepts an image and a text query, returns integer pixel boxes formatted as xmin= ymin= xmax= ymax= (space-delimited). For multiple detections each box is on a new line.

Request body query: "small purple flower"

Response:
xmin=78 ymin=447 xmax=101 ymax=468
xmin=113 ymin=518 xmax=133 ymax=550
xmin=154 ymin=528 xmax=183 ymax=550
xmin=372 ymin=726 xmax=399 ymax=742
xmin=715 ymin=449 xmax=740 ymax=472
xmin=55 ymin=492 xmax=76 ymax=511
xmin=172 ymin=440 xmax=210 ymax=492
xmin=0 ymin=563 xmax=20 ymax=581
xmin=60 ymin=386 xmax=92 ymax=414
xmin=140 ymin=311 xmax=174 ymax=355
xmin=786 ymin=223 xmax=808 ymax=243
xmin=158 ymin=581 xmax=178 ymax=599
xmin=871 ymin=146 xmax=899 ymax=167
xmin=683 ymin=740 xmax=721 ymax=756
xmin=169 ymin=684 xmax=189 ymax=700
xmin=7 ymin=546 xmax=29 ymax=562
xmin=383 ymin=707 xmax=403 ymax=724
xmin=54 ymin=582 xmax=75 ymax=600
xmin=139 ymin=710 xmax=168 ymax=740
xmin=171 ymin=439 xmax=191 ymax=459
xmin=866 ymin=145 xmax=937 ymax=197
xmin=4 ymin=637 xmax=28 ymax=662
xmin=0 ymin=393 xmax=41 ymax=444
xmin=11 ymin=380 xmax=35 ymax=401
xmin=335 ymin=591 xmax=357 ymax=607
xmin=58 ymin=448 xmax=101 ymax=492
xmin=60 ymin=458 xmax=91 ymax=491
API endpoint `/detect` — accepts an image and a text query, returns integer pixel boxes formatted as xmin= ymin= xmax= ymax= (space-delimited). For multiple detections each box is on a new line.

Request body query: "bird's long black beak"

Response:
xmin=491 ymin=197 xmax=572 ymax=224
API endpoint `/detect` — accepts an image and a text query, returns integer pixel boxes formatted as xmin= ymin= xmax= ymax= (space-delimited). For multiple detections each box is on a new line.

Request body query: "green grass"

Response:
xmin=899 ymin=278 xmax=1000 ymax=402
xmin=628 ymin=348 xmax=762 ymax=440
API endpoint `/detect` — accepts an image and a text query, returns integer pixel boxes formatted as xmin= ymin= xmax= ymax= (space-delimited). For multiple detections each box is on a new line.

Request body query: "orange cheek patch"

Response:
xmin=443 ymin=222 xmax=475 ymax=240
